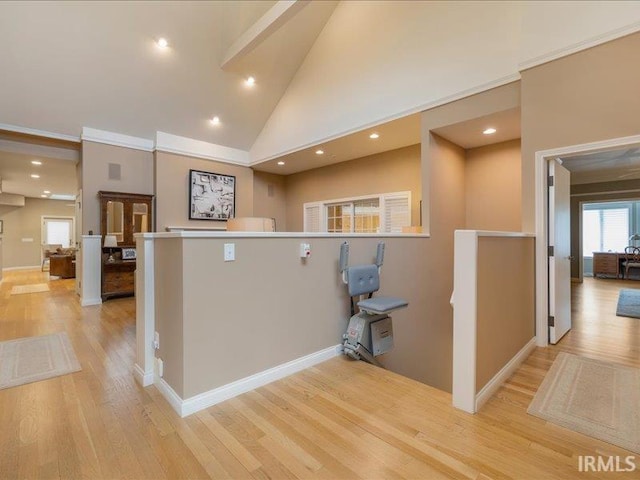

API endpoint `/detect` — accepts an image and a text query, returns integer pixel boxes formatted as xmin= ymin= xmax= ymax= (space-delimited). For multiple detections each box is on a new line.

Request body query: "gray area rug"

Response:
xmin=528 ymin=352 xmax=640 ymax=454
xmin=616 ymin=288 xmax=640 ymax=318
xmin=0 ymin=332 xmax=81 ymax=390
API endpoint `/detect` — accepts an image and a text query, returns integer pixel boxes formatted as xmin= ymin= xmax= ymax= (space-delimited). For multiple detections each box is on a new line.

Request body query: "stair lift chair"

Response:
xmin=339 ymin=241 xmax=408 ymax=367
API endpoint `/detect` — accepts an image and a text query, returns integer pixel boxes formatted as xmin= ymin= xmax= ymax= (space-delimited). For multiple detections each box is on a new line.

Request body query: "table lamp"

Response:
xmin=630 ymin=234 xmax=640 ymax=248
xmin=103 ymin=235 xmax=118 ymax=263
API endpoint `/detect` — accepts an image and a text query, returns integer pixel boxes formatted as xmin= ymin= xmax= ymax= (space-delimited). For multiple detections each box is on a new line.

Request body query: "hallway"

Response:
xmin=0 ymin=270 xmax=637 ymax=479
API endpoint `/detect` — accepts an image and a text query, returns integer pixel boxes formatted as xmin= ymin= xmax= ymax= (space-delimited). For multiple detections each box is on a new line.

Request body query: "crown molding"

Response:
xmin=518 ymin=21 xmax=640 ymax=71
xmin=155 ymin=131 xmax=250 ymax=166
xmin=0 ymin=123 xmax=80 ymax=143
xmin=81 ymin=127 xmax=154 ymax=152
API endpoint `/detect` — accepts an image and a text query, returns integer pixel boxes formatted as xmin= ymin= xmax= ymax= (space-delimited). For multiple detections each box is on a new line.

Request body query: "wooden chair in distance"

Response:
xmin=622 ymin=246 xmax=640 ymax=279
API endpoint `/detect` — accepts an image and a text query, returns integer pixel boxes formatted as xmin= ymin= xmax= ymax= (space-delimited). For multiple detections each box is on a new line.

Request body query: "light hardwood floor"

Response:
xmin=0 ymin=271 xmax=638 ymax=479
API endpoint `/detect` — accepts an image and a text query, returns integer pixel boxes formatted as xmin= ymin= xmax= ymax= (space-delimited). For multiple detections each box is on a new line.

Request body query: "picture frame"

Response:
xmin=122 ymin=247 xmax=136 ymax=260
xmin=188 ymin=169 xmax=236 ymax=221
xmin=0 ymin=219 xmax=3 ymax=234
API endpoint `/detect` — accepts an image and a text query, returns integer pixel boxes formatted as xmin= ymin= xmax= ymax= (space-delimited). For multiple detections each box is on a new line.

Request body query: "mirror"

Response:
xmin=106 ymin=201 xmax=124 ymax=242
xmin=132 ymin=203 xmax=149 ymax=234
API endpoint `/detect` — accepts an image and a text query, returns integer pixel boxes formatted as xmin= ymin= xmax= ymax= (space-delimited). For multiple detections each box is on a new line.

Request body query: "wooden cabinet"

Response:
xmin=98 ymin=191 xmax=153 ymax=301
xmin=102 ymin=261 xmax=136 ymax=301
xmin=593 ymin=252 xmax=620 ymax=278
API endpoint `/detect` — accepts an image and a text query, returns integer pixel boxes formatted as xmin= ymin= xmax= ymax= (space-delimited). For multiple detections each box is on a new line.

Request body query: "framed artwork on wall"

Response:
xmin=188 ymin=169 xmax=236 ymax=221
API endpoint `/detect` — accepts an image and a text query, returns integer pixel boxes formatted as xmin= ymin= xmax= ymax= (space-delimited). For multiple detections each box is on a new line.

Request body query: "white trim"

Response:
xmin=134 ymin=363 xmax=154 ymax=387
xmin=156 ymin=344 xmax=343 ymax=418
xmin=154 ymin=376 xmax=185 ymax=415
xmin=519 ymin=21 xmax=640 ymax=71
xmin=475 ymin=337 xmax=536 ymax=412
xmin=135 ymin=236 xmax=155 ymax=388
xmin=452 ymin=230 xmax=478 ymax=413
xmin=81 ymin=127 xmax=154 ymax=152
xmin=2 ymin=265 xmax=41 ymax=271
xmin=534 ymin=134 xmax=640 ymax=348
xmin=572 ymin=188 xmax=640 ymax=197
xmin=155 ymin=131 xmax=250 ymax=166
xmin=80 ymin=297 xmax=102 ymax=307
xmin=136 ymin=231 xmax=430 ymax=239
xmin=0 ymin=122 xmax=80 ymax=143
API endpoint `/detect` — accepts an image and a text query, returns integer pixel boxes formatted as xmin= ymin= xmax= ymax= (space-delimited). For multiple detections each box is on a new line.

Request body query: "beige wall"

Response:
xmin=465 ymin=139 xmax=521 ymax=231
xmin=81 ymin=141 xmax=154 ymax=235
xmin=153 ymin=132 xmax=465 ymax=397
xmin=476 ymin=236 xmax=535 ymax=392
xmin=284 ymin=145 xmax=422 ymax=232
xmin=521 ymin=32 xmax=640 ymax=232
xmin=252 ymin=171 xmax=287 ymax=231
xmin=154 ymin=151 xmax=253 ymax=231
xmin=0 ymin=198 xmax=75 ymax=268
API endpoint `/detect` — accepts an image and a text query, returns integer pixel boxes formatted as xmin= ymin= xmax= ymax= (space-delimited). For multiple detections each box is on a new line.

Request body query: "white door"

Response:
xmin=42 ymin=217 xmax=74 ymax=248
xmin=548 ymin=160 xmax=572 ymax=344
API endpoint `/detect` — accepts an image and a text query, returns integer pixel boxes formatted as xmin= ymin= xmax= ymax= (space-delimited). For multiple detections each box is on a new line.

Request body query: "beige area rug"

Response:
xmin=10 ymin=283 xmax=50 ymax=295
xmin=528 ymin=352 xmax=640 ymax=453
xmin=0 ymin=332 xmax=81 ymax=390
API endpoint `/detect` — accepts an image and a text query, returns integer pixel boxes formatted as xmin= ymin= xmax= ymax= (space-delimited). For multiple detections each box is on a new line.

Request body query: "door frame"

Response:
xmin=535 ymin=134 xmax=640 ymax=347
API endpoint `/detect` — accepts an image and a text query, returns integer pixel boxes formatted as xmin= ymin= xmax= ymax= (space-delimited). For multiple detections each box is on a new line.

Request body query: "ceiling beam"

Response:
xmin=221 ymin=0 xmax=310 ymax=70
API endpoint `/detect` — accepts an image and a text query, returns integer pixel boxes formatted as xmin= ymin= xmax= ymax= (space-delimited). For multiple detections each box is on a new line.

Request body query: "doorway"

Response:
xmin=42 ymin=216 xmax=75 ymax=248
xmin=535 ymin=134 xmax=640 ymax=347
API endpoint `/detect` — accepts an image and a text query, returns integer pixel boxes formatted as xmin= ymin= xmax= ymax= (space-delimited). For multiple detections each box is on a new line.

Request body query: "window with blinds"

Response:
xmin=582 ymin=204 xmax=630 ymax=256
xmin=303 ymin=192 xmax=411 ymax=233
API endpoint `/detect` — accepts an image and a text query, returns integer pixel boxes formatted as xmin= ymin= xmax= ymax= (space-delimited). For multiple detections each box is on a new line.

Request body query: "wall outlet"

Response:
xmin=300 ymin=243 xmax=311 ymax=258
xmin=153 ymin=331 xmax=160 ymax=350
xmin=156 ymin=358 xmax=164 ymax=378
xmin=224 ymin=243 xmax=235 ymax=262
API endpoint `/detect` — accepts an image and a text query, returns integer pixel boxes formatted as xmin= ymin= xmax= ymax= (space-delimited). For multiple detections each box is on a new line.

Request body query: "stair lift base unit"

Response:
xmin=339 ymin=241 xmax=408 ymax=367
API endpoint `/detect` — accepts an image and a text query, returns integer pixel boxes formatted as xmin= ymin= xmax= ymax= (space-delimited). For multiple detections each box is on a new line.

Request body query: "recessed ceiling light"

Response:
xmin=31 ymin=160 xmax=42 ymax=165
xmin=210 ymin=116 xmax=220 ymax=125
xmin=30 ymin=174 xmax=40 ymax=179
xmin=245 ymin=76 xmax=255 ymax=86
xmin=156 ymin=37 xmax=169 ymax=49
xmin=315 ymin=149 xmax=324 ymax=155
xmin=483 ymin=127 xmax=497 ymax=135
xmin=369 ymin=133 xmax=379 ymax=139
xmin=40 ymin=194 xmax=47 ymax=198
xmin=43 ymin=190 xmax=50 ymax=194
xmin=277 ymin=161 xmax=285 ymax=166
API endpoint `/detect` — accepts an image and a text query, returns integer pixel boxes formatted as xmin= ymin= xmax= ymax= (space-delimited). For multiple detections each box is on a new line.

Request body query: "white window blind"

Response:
xmin=602 ymin=208 xmax=629 ymax=252
xmin=382 ymin=193 xmax=411 ymax=233
xmin=303 ymin=203 xmax=322 ymax=232
xmin=582 ymin=206 xmax=629 ymax=255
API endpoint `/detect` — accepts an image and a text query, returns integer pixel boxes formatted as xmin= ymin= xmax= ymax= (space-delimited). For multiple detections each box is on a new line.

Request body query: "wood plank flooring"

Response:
xmin=0 ymin=270 xmax=638 ymax=479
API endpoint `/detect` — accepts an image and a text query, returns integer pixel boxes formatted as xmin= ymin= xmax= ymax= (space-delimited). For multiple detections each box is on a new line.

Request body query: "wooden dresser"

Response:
xmin=102 ymin=261 xmax=136 ymax=301
xmin=592 ymin=252 xmax=620 ymax=278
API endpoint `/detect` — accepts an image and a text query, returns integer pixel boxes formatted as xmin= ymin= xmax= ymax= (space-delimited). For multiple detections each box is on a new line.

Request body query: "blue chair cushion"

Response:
xmin=357 ymin=296 xmax=408 ymax=314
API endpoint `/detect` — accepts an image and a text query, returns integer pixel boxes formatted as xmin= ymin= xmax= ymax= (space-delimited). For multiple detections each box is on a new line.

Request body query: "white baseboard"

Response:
xmin=81 ymin=297 xmax=102 ymax=306
xmin=475 ymin=337 xmax=537 ymax=412
xmin=133 ymin=363 xmax=154 ymax=387
xmin=155 ymin=344 xmax=343 ymax=418
xmin=3 ymin=265 xmax=41 ymax=271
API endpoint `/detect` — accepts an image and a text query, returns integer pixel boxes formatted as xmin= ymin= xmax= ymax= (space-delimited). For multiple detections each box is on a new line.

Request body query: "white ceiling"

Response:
xmin=254 ymin=113 xmax=421 ymax=175
xmin=0 ymin=138 xmax=79 ymax=199
xmin=0 ymin=1 xmax=336 ymax=151
xmin=561 ymin=147 xmax=640 ymax=184
xmin=431 ymin=108 xmax=521 ymax=150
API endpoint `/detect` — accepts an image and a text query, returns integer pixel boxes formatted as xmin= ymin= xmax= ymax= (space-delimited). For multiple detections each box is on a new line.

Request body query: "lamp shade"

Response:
xmin=103 ymin=235 xmax=118 ymax=248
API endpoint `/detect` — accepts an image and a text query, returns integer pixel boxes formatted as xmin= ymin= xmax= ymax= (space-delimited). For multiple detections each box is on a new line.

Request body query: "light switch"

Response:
xmin=224 ymin=243 xmax=235 ymax=261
